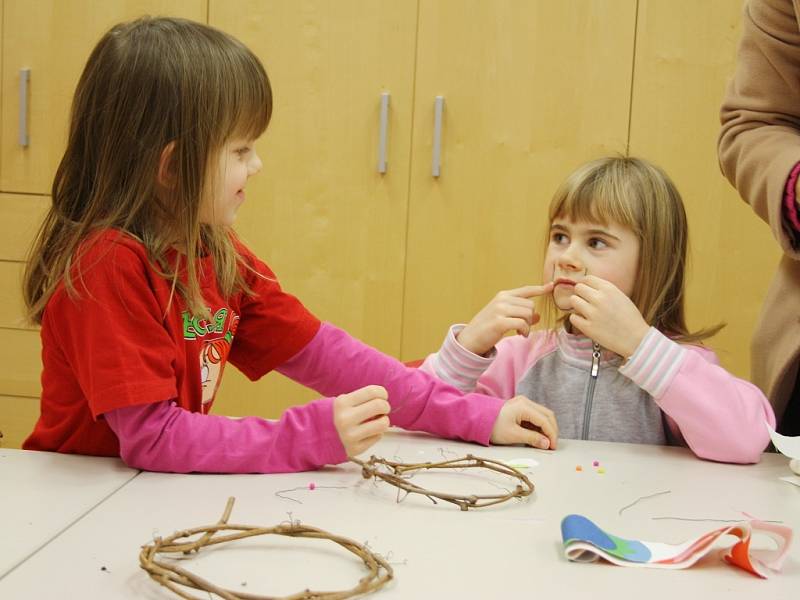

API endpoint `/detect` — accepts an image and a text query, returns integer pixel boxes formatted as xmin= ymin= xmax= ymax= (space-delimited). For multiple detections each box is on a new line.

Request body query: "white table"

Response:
xmin=0 ymin=432 xmax=797 ymax=598
xmin=0 ymin=448 xmax=139 ymax=579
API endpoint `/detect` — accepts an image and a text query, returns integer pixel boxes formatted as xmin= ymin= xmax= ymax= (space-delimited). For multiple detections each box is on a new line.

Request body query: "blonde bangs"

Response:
xmin=548 ymin=160 xmax=641 ymax=236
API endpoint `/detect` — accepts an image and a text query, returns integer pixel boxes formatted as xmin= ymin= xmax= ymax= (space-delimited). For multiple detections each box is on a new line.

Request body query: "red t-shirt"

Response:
xmin=23 ymin=230 xmax=320 ymax=456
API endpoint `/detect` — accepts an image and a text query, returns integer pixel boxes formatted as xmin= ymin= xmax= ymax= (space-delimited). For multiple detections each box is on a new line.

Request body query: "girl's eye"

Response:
xmin=551 ymin=232 xmax=568 ymax=244
xmin=589 ymin=237 xmax=608 ymax=249
xmin=235 ymin=147 xmax=251 ymax=157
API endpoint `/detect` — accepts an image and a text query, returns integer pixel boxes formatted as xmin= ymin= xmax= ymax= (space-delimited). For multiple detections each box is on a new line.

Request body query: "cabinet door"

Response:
xmin=402 ymin=1 xmax=637 ymax=360
xmin=210 ymin=1 xmax=417 ymax=417
xmin=0 ymin=0 xmax=207 ymax=194
xmin=627 ymin=0 xmax=779 ymax=379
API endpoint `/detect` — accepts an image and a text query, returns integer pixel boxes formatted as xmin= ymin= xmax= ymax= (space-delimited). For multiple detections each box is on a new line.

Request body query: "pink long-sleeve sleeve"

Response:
xmin=277 ymin=322 xmax=505 ymax=444
xmin=619 ymin=328 xmax=776 ymax=464
xmin=105 ymin=322 xmax=504 ymax=473
xmin=104 ymin=397 xmax=347 ymax=473
xmin=420 ymin=324 xmax=544 ymax=400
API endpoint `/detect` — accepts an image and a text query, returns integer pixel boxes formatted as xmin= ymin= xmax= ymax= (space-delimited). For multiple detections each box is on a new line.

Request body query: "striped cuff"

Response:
xmin=618 ymin=327 xmax=686 ymax=398
xmin=429 ymin=325 xmax=496 ymax=392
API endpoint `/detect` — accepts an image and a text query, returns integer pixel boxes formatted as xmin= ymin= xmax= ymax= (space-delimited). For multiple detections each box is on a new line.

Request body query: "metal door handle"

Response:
xmin=19 ymin=68 xmax=31 ymax=147
xmin=377 ymin=92 xmax=389 ymax=174
xmin=432 ymin=96 xmax=444 ymax=177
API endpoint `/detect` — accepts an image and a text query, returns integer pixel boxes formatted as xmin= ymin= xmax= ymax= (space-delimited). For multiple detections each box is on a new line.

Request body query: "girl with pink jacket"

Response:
xmin=423 ymin=157 xmax=775 ymax=464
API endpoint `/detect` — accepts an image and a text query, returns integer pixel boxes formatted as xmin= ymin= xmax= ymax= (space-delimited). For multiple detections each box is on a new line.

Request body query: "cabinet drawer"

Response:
xmin=0 ymin=194 xmax=49 ymax=261
xmin=0 ymin=395 xmax=39 ymax=449
xmin=0 ymin=329 xmax=41 ymax=397
xmin=0 ymin=262 xmax=32 ymax=329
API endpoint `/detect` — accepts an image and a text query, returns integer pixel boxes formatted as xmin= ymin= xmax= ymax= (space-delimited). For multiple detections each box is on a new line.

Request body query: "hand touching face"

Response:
xmin=543 ymin=217 xmax=640 ymax=312
xmin=457 ymin=284 xmax=554 ymax=356
xmin=543 ymin=217 xmax=648 ymax=356
xmin=567 ymin=275 xmax=650 ymax=358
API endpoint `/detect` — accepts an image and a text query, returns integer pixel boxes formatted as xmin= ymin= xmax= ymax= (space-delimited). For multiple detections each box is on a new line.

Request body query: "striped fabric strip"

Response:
xmin=619 ymin=327 xmax=686 ymax=398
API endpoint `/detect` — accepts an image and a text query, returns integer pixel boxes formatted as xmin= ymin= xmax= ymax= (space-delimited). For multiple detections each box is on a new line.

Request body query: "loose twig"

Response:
xmin=139 ymin=497 xmax=393 ymax=599
xmin=350 ymin=454 xmax=534 ymax=511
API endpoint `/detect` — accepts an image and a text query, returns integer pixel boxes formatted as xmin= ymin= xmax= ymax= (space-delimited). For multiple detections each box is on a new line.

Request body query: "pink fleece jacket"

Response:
xmin=422 ymin=325 xmax=775 ymax=464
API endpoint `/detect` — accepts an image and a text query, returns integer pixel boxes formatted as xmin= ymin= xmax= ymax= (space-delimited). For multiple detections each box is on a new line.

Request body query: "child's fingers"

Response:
xmin=579 ymin=275 xmax=606 ymax=290
xmin=338 ymin=414 xmax=388 ymax=452
xmin=516 ymin=396 xmax=558 ymax=447
xmin=568 ymin=294 xmax=591 ymax=317
xmin=503 ymin=303 xmax=536 ymax=321
xmin=353 ymin=415 xmax=390 ymax=441
xmin=516 ymin=402 xmax=558 ymax=448
xmin=573 ymin=282 xmax=602 ymax=303
xmin=504 ymin=296 xmax=535 ymax=311
xmin=507 ymin=317 xmax=531 ymax=337
xmin=351 ymin=397 xmax=391 ymax=424
xmin=569 ymin=312 xmax=589 ymax=333
xmin=340 ymin=385 xmax=388 ymax=407
xmin=509 ymin=283 xmax=555 ymax=299
xmin=518 ymin=426 xmax=552 ymax=450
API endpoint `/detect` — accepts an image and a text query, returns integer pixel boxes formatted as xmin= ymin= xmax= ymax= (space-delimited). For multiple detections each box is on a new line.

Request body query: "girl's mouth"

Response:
xmin=554 ymin=277 xmax=577 ymax=287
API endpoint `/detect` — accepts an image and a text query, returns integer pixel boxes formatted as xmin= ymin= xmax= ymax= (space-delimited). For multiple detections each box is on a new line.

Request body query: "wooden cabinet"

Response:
xmin=211 ymin=1 xmax=639 ymax=416
xmin=0 ymin=0 xmax=208 ymax=193
xmin=627 ymin=0 xmax=780 ymax=377
xmin=209 ymin=1 xmax=418 ymax=417
xmin=401 ymin=1 xmax=637 ymax=360
xmin=0 ymin=1 xmax=782 ymax=448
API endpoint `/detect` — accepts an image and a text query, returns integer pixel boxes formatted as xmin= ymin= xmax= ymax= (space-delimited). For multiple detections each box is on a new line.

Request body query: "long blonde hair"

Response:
xmin=24 ymin=16 xmax=271 ymax=323
xmin=539 ymin=156 xmax=722 ymax=343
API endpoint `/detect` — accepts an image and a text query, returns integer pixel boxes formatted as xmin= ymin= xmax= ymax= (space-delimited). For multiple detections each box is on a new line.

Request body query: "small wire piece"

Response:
xmin=618 ymin=490 xmax=671 ymax=516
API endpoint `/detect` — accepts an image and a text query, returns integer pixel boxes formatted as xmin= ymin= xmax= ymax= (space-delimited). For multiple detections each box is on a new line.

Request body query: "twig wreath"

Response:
xmin=139 ymin=497 xmax=393 ymax=599
xmin=350 ymin=454 xmax=534 ymax=511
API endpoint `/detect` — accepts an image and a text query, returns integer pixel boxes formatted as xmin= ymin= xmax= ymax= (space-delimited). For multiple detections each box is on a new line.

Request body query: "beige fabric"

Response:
xmin=719 ymin=0 xmax=800 ymax=422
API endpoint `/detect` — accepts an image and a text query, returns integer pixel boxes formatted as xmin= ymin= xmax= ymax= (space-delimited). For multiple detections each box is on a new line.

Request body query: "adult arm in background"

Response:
xmin=719 ymin=0 xmax=800 ymax=248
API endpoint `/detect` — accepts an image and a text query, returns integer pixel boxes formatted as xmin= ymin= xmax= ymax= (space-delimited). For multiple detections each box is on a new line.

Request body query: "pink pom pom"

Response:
xmin=308 ymin=482 xmax=316 ymax=490
xmin=592 ymin=460 xmax=600 ymax=467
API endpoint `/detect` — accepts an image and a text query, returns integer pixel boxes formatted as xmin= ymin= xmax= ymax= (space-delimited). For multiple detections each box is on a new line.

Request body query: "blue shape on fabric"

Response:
xmin=561 ymin=514 xmax=616 ymax=550
xmin=561 ymin=514 xmax=653 ymax=562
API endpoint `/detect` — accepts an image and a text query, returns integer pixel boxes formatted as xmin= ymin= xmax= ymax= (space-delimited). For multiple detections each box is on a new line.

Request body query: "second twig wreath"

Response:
xmin=139 ymin=497 xmax=393 ymax=599
xmin=351 ymin=454 xmax=534 ymax=511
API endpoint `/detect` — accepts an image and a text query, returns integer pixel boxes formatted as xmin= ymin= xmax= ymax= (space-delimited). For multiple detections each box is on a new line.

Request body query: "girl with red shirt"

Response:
xmin=21 ymin=16 xmax=558 ymax=473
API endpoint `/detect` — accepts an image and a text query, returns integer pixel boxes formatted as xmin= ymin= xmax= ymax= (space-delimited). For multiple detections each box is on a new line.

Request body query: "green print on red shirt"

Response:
xmin=182 ymin=308 xmax=240 ymax=407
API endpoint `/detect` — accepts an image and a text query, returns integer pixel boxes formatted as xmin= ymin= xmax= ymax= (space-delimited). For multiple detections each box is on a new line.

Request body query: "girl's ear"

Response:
xmin=157 ymin=141 xmax=177 ymax=189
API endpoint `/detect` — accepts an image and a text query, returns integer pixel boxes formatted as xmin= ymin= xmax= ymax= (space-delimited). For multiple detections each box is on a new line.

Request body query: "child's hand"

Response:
xmin=568 ymin=275 xmax=650 ymax=358
xmin=333 ymin=385 xmax=391 ymax=457
xmin=490 ymin=395 xmax=559 ymax=450
xmin=457 ymin=283 xmax=554 ymax=356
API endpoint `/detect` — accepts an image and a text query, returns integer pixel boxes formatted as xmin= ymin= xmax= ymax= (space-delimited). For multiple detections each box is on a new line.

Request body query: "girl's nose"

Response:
xmin=248 ymin=151 xmax=263 ymax=176
xmin=557 ymin=244 xmax=583 ymax=273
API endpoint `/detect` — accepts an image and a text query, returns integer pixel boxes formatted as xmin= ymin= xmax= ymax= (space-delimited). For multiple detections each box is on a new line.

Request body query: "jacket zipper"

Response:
xmin=581 ymin=342 xmax=601 ymax=440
